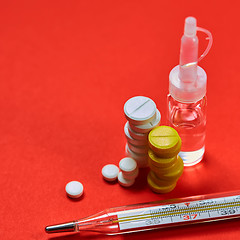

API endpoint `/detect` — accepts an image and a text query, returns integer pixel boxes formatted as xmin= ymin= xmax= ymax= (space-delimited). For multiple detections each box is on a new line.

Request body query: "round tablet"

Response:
xmin=127 ymin=122 xmax=149 ymax=141
xmin=125 ymin=144 xmax=148 ymax=168
xmin=65 ymin=181 xmax=84 ymax=198
xmin=148 ymin=126 xmax=181 ymax=157
xmin=148 ymin=156 xmax=179 ymax=175
xmin=128 ymin=142 xmax=148 ymax=154
xmin=154 ymin=155 xmax=184 ymax=181
xmin=147 ymin=173 xmax=176 ymax=193
xmin=129 ymin=109 xmax=161 ymax=133
xmin=122 ymin=167 xmax=139 ymax=180
xmin=118 ymin=171 xmax=135 ymax=187
xmin=148 ymin=171 xmax=176 ymax=186
xmin=124 ymin=96 xmax=156 ymax=125
xmin=124 ymin=122 xmax=147 ymax=146
xmin=102 ymin=164 xmax=119 ymax=181
xmin=148 ymin=149 xmax=177 ymax=168
xmin=119 ymin=157 xmax=137 ymax=173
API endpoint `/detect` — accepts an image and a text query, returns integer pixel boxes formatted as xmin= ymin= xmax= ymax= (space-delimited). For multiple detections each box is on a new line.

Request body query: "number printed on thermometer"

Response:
xmin=117 ymin=195 xmax=240 ymax=230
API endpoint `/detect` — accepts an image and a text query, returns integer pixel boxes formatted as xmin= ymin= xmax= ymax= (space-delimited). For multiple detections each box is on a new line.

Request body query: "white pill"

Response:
xmin=128 ymin=142 xmax=148 ymax=154
xmin=119 ymin=157 xmax=137 ymax=174
xmin=124 ymin=96 xmax=156 ymax=125
xmin=122 ymin=167 xmax=139 ymax=180
xmin=125 ymin=143 xmax=147 ymax=158
xmin=129 ymin=109 xmax=161 ymax=133
xmin=127 ymin=122 xmax=149 ymax=141
xmin=124 ymin=122 xmax=147 ymax=146
xmin=118 ymin=172 xmax=135 ymax=187
xmin=102 ymin=164 xmax=119 ymax=181
xmin=65 ymin=181 xmax=84 ymax=198
xmin=125 ymin=144 xmax=148 ymax=168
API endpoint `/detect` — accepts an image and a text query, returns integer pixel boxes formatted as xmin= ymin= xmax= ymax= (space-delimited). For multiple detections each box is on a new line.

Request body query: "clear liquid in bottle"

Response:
xmin=167 ymin=95 xmax=206 ymax=166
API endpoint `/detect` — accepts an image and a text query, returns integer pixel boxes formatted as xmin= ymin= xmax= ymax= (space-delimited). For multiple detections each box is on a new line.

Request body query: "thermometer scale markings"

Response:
xmin=116 ymin=196 xmax=240 ymax=228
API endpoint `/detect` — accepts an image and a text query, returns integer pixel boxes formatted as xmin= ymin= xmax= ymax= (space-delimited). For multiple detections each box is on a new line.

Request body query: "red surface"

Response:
xmin=0 ymin=1 xmax=240 ymax=240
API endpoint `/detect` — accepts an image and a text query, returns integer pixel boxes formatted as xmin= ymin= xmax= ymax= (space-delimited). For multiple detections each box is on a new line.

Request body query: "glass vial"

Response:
xmin=167 ymin=95 xmax=206 ymax=166
xmin=167 ymin=16 xmax=211 ymax=166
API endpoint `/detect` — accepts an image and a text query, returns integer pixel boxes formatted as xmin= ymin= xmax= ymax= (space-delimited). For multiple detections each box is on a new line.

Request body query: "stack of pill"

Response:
xmin=124 ymin=96 xmax=161 ymax=168
xmin=102 ymin=157 xmax=138 ymax=187
xmin=118 ymin=157 xmax=139 ymax=187
xmin=147 ymin=126 xmax=184 ymax=193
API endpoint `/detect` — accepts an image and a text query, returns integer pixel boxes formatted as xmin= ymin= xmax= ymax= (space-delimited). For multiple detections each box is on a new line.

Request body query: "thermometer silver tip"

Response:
xmin=45 ymin=221 xmax=76 ymax=233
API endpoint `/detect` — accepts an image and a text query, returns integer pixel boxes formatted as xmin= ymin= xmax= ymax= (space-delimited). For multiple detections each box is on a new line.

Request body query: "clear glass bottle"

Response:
xmin=167 ymin=95 xmax=206 ymax=166
xmin=167 ymin=17 xmax=212 ymax=166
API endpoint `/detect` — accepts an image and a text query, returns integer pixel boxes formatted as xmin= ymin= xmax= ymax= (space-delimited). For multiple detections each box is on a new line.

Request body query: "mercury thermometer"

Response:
xmin=45 ymin=191 xmax=240 ymax=235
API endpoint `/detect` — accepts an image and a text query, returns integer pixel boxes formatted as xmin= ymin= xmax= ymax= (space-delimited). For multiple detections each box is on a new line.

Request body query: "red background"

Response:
xmin=0 ymin=1 xmax=240 ymax=239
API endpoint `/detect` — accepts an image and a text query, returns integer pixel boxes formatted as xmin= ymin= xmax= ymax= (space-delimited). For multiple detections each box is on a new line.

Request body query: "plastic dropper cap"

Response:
xmin=169 ymin=17 xmax=207 ymax=103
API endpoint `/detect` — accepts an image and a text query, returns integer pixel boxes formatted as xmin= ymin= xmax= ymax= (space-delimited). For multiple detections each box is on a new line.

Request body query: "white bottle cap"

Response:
xmin=169 ymin=65 xmax=207 ymax=103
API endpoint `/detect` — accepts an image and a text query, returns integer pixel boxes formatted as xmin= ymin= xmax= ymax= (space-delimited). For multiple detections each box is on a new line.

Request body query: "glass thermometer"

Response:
xmin=45 ymin=191 xmax=240 ymax=235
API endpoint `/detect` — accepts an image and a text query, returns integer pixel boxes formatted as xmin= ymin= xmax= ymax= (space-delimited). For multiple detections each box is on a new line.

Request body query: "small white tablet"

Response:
xmin=125 ymin=144 xmax=148 ymax=168
xmin=65 ymin=181 xmax=84 ymax=198
xmin=118 ymin=172 xmax=135 ymax=187
xmin=127 ymin=142 xmax=148 ymax=154
xmin=124 ymin=122 xmax=147 ymax=146
xmin=119 ymin=157 xmax=137 ymax=174
xmin=129 ymin=109 xmax=161 ymax=133
xmin=122 ymin=167 xmax=139 ymax=180
xmin=102 ymin=164 xmax=119 ymax=181
xmin=127 ymin=122 xmax=149 ymax=141
xmin=124 ymin=96 xmax=156 ymax=125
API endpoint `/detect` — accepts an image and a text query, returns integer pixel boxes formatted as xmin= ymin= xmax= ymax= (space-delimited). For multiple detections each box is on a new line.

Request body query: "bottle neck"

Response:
xmin=179 ymin=64 xmax=198 ymax=83
xmin=179 ymin=35 xmax=199 ymax=83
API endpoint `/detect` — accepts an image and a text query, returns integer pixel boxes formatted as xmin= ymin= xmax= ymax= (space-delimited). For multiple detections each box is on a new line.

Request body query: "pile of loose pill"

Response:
xmin=65 ymin=157 xmax=139 ymax=198
xmin=102 ymin=157 xmax=139 ymax=187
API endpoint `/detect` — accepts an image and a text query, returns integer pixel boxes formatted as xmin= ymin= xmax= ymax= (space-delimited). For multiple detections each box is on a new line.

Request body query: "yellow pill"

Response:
xmin=148 ymin=149 xmax=177 ymax=168
xmin=148 ymin=171 xmax=176 ymax=186
xmin=154 ymin=155 xmax=184 ymax=181
xmin=147 ymin=173 xmax=176 ymax=193
xmin=148 ymin=126 xmax=181 ymax=158
xmin=148 ymin=156 xmax=179 ymax=174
